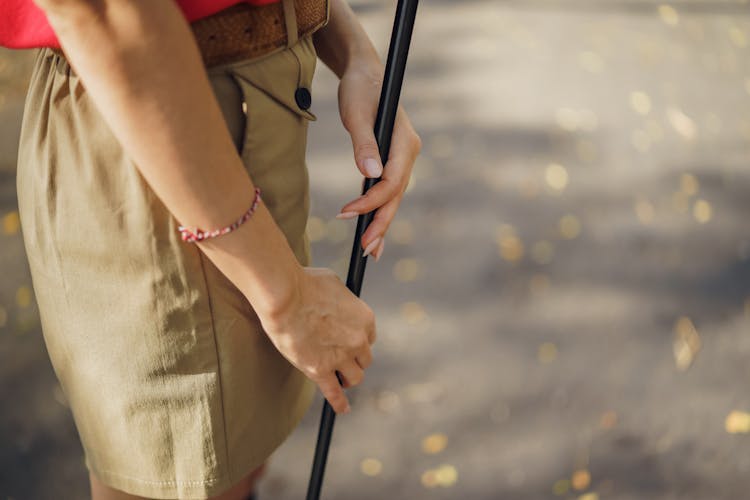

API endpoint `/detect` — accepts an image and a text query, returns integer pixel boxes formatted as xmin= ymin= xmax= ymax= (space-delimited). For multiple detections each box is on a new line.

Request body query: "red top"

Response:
xmin=0 ymin=0 xmax=280 ymax=49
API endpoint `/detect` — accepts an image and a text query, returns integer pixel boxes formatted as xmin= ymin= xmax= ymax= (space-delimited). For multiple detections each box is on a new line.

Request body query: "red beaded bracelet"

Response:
xmin=178 ymin=187 xmax=262 ymax=243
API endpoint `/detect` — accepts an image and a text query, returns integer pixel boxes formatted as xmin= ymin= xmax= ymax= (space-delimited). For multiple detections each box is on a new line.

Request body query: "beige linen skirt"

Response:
xmin=15 ymin=32 xmax=320 ymax=499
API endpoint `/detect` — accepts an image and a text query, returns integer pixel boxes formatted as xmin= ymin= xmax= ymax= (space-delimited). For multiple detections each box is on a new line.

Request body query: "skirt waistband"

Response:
xmin=50 ymin=0 xmax=329 ymax=68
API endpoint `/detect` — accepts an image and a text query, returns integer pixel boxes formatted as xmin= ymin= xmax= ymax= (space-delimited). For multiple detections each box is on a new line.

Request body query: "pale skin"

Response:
xmin=31 ymin=0 xmax=421 ymax=498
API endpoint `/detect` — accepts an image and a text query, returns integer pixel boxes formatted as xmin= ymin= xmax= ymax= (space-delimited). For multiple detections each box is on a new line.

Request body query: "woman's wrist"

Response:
xmin=313 ymin=0 xmax=381 ymax=78
xmin=342 ymin=39 xmax=381 ymax=75
xmin=193 ymin=198 xmax=306 ymax=323
xmin=250 ymin=255 xmax=304 ymax=328
xmin=346 ymin=50 xmax=383 ymax=81
xmin=256 ymin=262 xmax=305 ymax=336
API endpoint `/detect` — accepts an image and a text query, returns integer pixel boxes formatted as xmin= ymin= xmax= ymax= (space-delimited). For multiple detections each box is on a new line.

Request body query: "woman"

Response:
xmin=5 ymin=0 xmax=421 ymax=498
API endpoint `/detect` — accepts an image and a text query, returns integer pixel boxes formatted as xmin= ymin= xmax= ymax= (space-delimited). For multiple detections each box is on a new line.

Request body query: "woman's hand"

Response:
xmin=259 ymin=266 xmax=376 ymax=414
xmin=334 ymin=59 xmax=422 ymax=261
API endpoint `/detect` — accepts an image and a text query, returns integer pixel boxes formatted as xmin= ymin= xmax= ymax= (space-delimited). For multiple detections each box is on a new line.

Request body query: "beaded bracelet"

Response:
xmin=178 ymin=187 xmax=262 ymax=243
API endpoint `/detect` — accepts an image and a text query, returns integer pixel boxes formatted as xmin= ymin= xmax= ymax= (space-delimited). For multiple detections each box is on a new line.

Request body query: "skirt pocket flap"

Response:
xmin=228 ymin=39 xmax=318 ymax=122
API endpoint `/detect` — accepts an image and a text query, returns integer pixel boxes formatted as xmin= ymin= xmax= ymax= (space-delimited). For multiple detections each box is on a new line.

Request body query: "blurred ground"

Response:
xmin=2 ymin=1 xmax=750 ymax=499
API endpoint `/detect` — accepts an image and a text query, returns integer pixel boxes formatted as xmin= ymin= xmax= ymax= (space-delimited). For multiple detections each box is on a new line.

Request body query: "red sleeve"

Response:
xmin=0 ymin=1 xmax=60 ymax=49
xmin=0 ymin=0 xmax=281 ymax=49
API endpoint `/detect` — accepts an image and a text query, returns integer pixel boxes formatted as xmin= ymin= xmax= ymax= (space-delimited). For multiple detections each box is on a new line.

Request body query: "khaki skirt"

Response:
xmin=15 ymin=31 xmax=320 ymax=499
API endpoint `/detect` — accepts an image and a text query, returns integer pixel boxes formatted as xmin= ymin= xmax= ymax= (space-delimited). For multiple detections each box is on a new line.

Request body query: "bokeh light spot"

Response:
xmin=306 ymin=216 xmax=326 ymax=242
xmin=545 ymin=163 xmax=569 ymax=192
xmin=400 ymin=301 xmax=428 ymax=326
xmin=538 ymin=342 xmax=558 ymax=364
xmin=421 ymin=469 xmax=439 ymax=488
xmin=658 ymin=5 xmax=679 ymax=26
xmin=673 ymin=316 xmax=701 ymax=371
xmin=421 ymin=433 xmax=448 ymax=454
xmin=421 ymin=464 xmax=458 ymax=488
xmin=559 ymin=215 xmax=582 ymax=239
xmin=502 ymin=237 xmax=525 ymax=263
xmin=571 ymin=469 xmax=591 ymax=490
xmin=553 ymin=478 xmax=570 ymax=495
xmin=578 ymin=493 xmax=599 ymax=500
xmin=360 ymin=458 xmax=383 ymax=477
xmin=726 ymin=410 xmax=750 ymax=434
xmin=16 ymin=286 xmax=32 ymax=308
xmin=692 ymin=199 xmax=712 ymax=224
xmin=728 ymin=26 xmax=747 ymax=48
xmin=667 ymin=108 xmax=696 ymax=140
xmin=630 ymin=91 xmax=652 ymax=115
xmin=2 ymin=211 xmax=20 ymax=235
xmin=376 ymin=390 xmax=400 ymax=414
xmin=393 ymin=258 xmax=421 ymax=282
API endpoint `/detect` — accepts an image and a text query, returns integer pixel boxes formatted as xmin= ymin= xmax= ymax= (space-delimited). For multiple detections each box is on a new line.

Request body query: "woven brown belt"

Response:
xmin=50 ymin=0 xmax=329 ymax=68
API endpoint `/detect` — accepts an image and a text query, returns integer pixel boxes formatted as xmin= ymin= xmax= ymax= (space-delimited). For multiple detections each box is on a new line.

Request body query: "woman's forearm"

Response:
xmin=34 ymin=0 xmax=302 ymax=319
xmin=312 ymin=0 xmax=381 ymax=78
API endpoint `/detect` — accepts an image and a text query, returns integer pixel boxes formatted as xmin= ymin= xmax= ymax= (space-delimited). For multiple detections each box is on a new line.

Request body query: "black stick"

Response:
xmin=305 ymin=1 xmax=419 ymax=499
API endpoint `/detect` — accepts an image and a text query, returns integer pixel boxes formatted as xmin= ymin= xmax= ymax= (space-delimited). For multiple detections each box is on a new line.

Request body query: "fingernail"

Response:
xmin=362 ymin=237 xmax=381 ymax=257
xmin=363 ymin=158 xmax=382 ymax=178
xmin=343 ymin=403 xmax=352 ymax=414
xmin=374 ymin=238 xmax=385 ymax=262
xmin=336 ymin=211 xmax=358 ymax=220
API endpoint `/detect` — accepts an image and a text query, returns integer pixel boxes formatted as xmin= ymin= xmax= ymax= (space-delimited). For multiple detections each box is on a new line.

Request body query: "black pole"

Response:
xmin=305 ymin=1 xmax=419 ymax=499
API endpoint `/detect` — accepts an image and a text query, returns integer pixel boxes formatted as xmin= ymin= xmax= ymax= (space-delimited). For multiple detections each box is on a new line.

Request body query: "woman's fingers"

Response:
xmin=346 ymin=113 xmax=383 ymax=179
xmin=340 ymin=108 xmax=419 ymax=210
xmin=338 ymin=174 xmax=404 ymax=215
xmin=337 ymin=361 xmax=365 ymax=389
xmin=312 ymin=354 xmax=370 ymax=413
xmin=263 ymin=268 xmax=379 ymax=416
xmin=356 ymin=348 xmax=373 ymax=370
xmin=341 ymin=190 xmax=401 ymax=260
xmin=361 ymin=195 xmax=401 ymax=252
xmin=373 ymin=237 xmax=385 ymax=262
xmin=314 ymin=372 xmax=351 ymax=414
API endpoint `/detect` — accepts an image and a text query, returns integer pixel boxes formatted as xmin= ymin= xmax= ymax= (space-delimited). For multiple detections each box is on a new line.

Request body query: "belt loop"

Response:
xmin=282 ymin=0 xmax=299 ymax=48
